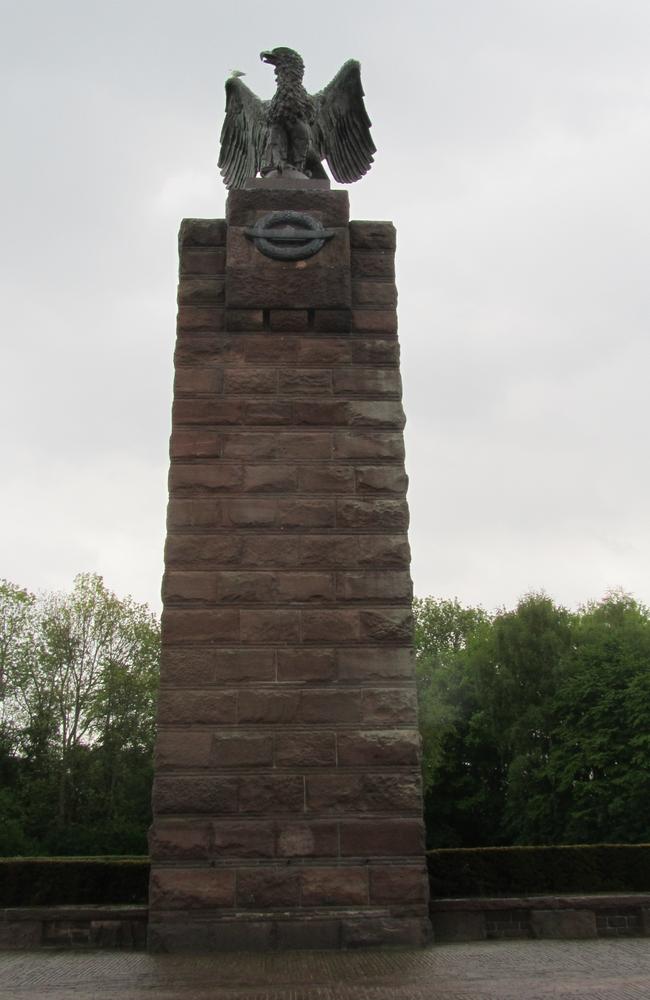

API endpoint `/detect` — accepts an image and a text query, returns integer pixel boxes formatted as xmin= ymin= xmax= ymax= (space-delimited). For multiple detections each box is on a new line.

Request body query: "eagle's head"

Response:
xmin=260 ymin=47 xmax=305 ymax=81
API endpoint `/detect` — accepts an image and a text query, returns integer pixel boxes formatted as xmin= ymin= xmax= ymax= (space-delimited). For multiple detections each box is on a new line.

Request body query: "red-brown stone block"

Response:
xmin=150 ymin=869 xmax=235 ymax=909
xmin=339 ymin=819 xmax=425 ymax=858
xmin=301 ymin=868 xmax=368 ymax=906
xmin=275 ymin=732 xmax=336 ymax=768
xmin=212 ymin=820 xmax=275 ymax=858
xmin=236 ymin=868 xmax=301 ymax=908
xmin=275 ymin=821 xmax=338 ymax=857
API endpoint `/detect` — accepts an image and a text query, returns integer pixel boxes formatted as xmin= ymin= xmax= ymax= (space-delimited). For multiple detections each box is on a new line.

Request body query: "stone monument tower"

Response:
xmin=148 ymin=48 xmax=431 ymax=951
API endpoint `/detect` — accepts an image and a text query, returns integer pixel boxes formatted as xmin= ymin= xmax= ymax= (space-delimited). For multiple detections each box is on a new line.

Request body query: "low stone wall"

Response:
xmin=0 ymin=906 xmax=147 ymax=949
xmin=430 ymin=894 xmax=650 ymax=942
xmin=2 ymin=896 xmax=650 ymax=949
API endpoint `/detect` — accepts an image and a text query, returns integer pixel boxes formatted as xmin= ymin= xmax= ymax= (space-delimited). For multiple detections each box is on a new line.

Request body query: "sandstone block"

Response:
xmin=236 ymin=868 xmax=301 ymax=907
xmin=276 ymin=920 xmax=341 ymax=950
xmin=153 ymin=776 xmax=239 ymax=815
xmin=226 ymin=308 xmax=264 ymax=331
xmin=336 ymin=571 xmax=412 ymax=602
xmin=149 ymin=821 xmax=211 ymax=860
xmin=211 ymin=733 xmax=274 ymax=768
xmin=269 ymin=308 xmax=309 ymax=332
xmin=169 ymin=464 xmax=242 ymax=494
xmin=237 ymin=690 xmax=301 ymax=724
xmin=299 ymin=535 xmax=360 ymax=568
xmin=279 ymin=369 xmax=332 ymax=394
xmin=306 ymin=774 xmax=421 ymax=815
xmin=157 ymin=690 xmax=237 ymax=726
xmin=180 ymin=248 xmax=226 ymax=275
xmin=275 ymin=821 xmax=338 ymax=857
xmin=275 ymin=732 xmax=336 ymax=768
xmin=350 ymin=339 xmax=400 ymax=365
xmin=337 ymin=731 xmax=420 ymax=768
xmin=356 ymin=535 xmax=411 ymax=567
xmin=332 ymin=368 xmax=401 ymax=397
xmin=369 ymin=865 xmax=429 ymax=904
xmin=169 ymin=431 xmax=223 ymax=461
xmin=244 ymin=334 xmax=299 ymax=364
xmin=336 ymin=499 xmax=409 ymax=530
xmin=225 ymin=499 xmax=277 ymax=528
xmin=530 ymin=909 xmax=597 ymax=939
xmin=276 ymin=648 xmax=337 ymax=683
xmin=361 ymin=689 xmax=418 ymax=725
xmin=226 ymin=188 xmax=349 ymax=228
xmin=177 ymin=306 xmax=225 ymax=332
xmin=212 ymin=649 xmax=276 ymax=684
xmin=215 ymin=571 xmax=275 ymax=604
xmin=243 ymin=465 xmax=298 ymax=493
xmin=349 ymin=221 xmax=396 ymax=250
xmin=241 ymin=535 xmax=301 ymax=567
xmin=150 ymin=869 xmax=234 ymax=909
xmin=350 ymin=250 xmax=395 ymax=280
xmin=300 ymin=690 xmax=363 ymax=724
xmin=339 ymin=819 xmax=425 ymax=857
xmin=298 ymin=466 xmax=355 ymax=494
xmin=161 ymin=648 xmax=216 ymax=685
xmin=355 ymin=466 xmax=408 ymax=495
xmin=277 ymin=499 xmax=336 ymax=529
xmin=166 ymin=499 xmax=222 ymax=530
xmin=275 ymin=572 xmax=334 ymax=603
xmin=163 ymin=571 xmax=217 ymax=603
xmin=161 ymin=609 xmax=239 ymax=643
xmin=352 ymin=280 xmax=397 ymax=307
xmin=333 ymin=431 xmax=404 ymax=461
xmin=301 ymin=868 xmax=368 ymax=906
xmin=301 ymin=610 xmax=359 ymax=642
xmin=337 ymin=647 xmax=415 ymax=682
xmin=223 ymin=368 xmax=277 ymax=394
xmin=173 ymin=398 xmax=244 ymax=426
xmin=222 ymin=431 xmax=332 ymax=460
xmin=212 ymin=820 xmax=275 ymax=858
xmin=239 ymin=610 xmax=300 ymax=644
xmin=174 ymin=366 xmax=223 ymax=395
xmin=178 ymin=277 xmax=225 ymax=306
xmin=154 ymin=731 xmax=212 ymax=769
xmin=359 ymin=608 xmax=414 ymax=643
xmin=179 ymin=219 xmax=227 ymax=247
xmin=341 ymin=917 xmax=429 ymax=949
xmin=244 ymin=400 xmax=293 ymax=425
xmin=296 ymin=338 xmax=351 ymax=365
xmin=238 ymin=775 xmax=304 ymax=814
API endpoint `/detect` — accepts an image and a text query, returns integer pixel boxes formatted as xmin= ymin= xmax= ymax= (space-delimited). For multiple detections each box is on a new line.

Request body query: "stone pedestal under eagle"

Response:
xmin=218 ymin=47 xmax=376 ymax=188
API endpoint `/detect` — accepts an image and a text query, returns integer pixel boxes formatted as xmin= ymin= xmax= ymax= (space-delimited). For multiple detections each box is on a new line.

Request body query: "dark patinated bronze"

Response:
xmin=218 ymin=47 xmax=375 ymax=189
xmin=244 ymin=210 xmax=335 ymax=260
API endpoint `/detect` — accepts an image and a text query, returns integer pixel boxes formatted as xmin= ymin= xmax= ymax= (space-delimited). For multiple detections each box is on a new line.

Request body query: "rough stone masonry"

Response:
xmin=148 ymin=180 xmax=431 ymax=951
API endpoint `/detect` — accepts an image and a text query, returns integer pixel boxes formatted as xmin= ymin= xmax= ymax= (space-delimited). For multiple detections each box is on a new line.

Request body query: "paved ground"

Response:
xmin=2 ymin=939 xmax=650 ymax=1000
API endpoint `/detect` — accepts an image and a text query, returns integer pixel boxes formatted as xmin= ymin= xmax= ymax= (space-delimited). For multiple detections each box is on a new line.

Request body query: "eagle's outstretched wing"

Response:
xmin=313 ymin=60 xmax=376 ymax=184
xmin=218 ymin=78 xmax=268 ymax=190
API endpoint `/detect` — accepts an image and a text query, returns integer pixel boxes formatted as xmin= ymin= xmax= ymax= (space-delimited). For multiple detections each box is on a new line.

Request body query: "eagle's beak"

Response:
xmin=260 ymin=51 xmax=276 ymax=65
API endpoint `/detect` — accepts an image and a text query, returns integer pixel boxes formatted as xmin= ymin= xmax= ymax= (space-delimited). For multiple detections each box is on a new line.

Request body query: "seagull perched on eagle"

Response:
xmin=218 ymin=47 xmax=376 ymax=188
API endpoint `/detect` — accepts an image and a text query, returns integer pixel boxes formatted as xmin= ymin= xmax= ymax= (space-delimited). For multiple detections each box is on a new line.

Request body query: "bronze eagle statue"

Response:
xmin=218 ymin=47 xmax=375 ymax=189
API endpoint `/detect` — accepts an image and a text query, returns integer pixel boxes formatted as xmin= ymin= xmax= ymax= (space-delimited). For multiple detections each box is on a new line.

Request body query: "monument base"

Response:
xmin=148 ymin=911 xmax=431 ymax=952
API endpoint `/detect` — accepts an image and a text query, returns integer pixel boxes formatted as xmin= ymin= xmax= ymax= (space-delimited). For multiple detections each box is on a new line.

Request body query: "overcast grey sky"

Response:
xmin=1 ymin=0 xmax=649 ymax=612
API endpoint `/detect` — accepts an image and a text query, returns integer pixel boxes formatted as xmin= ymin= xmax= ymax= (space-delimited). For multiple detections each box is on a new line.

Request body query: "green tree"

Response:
xmin=0 ymin=574 xmax=159 ymax=855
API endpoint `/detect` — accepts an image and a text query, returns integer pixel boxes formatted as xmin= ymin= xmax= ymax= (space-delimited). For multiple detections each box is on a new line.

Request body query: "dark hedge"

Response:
xmin=0 ymin=858 xmax=150 ymax=907
xmin=428 ymin=844 xmax=650 ymax=898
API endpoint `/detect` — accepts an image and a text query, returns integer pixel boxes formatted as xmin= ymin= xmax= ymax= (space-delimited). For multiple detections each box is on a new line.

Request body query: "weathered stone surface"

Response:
xmin=530 ymin=909 xmax=598 ymax=939
xmin=339 ymin=819 xmax=425 ymax=857
xmin=275 ymin=732 xmax=336 ymax=767
xmin=337 ymin=731 xmax=420 ymax=767
xmin=150 ymin=869 xmax=235 ymax=909
xmin=149 ymin=821 xmax=211 ymax=860
xmin=432 ymin=911 xmax=487 ymax=942
xmin=275 ymin=821 xmax=338 ymax=857
xmin=152 ymin=206 xmax=429 ymax=951
xmin=301 ymin=868 xmax=368 ymax=906
xmin=236 ymin=869 xmax=301 ymax=908
xmin=212 ymin=820 xmax=275 ymax=858
xmin=349 ymin=221 xmax=396 ymax=250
